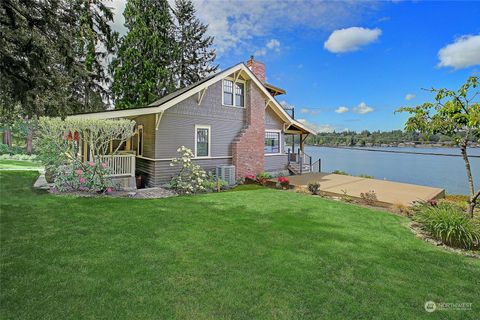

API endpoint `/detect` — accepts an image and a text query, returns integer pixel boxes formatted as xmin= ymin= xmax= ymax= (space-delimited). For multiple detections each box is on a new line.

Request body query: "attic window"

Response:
xmin=223 ymin=79 xmax=244 ymax=107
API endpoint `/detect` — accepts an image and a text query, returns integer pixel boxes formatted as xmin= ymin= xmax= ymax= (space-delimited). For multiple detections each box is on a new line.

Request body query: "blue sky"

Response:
xmin=110 ymin=0 xmax=480 ymax=132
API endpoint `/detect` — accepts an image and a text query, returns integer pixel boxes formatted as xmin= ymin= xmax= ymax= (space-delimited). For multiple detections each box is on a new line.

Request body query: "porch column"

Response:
xmin=300 ymin=133 xmax=304 ymax=152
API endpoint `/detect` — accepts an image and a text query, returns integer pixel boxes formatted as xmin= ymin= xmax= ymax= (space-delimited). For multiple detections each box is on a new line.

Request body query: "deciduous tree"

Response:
xmin=397 ymin=76 xmax=480 ymax=217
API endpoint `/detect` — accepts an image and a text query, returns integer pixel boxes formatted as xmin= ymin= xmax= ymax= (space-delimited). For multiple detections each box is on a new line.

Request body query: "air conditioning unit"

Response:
xmin=215 ymin=165 xmax=236 ymax=185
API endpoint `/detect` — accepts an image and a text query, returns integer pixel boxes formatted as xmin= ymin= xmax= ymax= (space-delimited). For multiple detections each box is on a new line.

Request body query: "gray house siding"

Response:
xmin=155 ymin=80 xmax=246 ymax=159
xmin=136 ymin=79 xmax=251 ymax=186
xmin=133 ymin=79 xmax=290 ymax=186
xmin=152 ymin=158 xmax=233 ymax=186
xmin=264 ymin=106 xmax=288 ymax=172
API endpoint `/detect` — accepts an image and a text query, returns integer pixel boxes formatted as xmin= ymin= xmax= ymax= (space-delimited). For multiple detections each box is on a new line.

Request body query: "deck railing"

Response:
xmin=287 ymin=148 xmax=321 ymax=174
xmin=95 ymin=154 xmax=135 ymax=177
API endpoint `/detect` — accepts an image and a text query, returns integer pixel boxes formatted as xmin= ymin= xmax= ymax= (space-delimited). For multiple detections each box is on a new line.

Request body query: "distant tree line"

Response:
xmin=300 ymin=130 xmax=478 ymax=147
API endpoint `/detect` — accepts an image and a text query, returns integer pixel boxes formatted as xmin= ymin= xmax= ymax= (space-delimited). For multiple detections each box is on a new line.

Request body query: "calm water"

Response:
xmin=305 ymin=146 xmax=480 ymax=195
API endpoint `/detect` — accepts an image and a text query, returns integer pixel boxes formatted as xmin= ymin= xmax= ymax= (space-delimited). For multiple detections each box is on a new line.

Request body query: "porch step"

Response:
xmin=288 ymin=163 xmax=311 ymax=175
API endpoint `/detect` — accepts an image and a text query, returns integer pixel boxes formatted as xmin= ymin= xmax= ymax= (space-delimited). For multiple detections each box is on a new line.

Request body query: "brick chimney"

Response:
xmin=246 ymin=55 xmax=266 ymax=83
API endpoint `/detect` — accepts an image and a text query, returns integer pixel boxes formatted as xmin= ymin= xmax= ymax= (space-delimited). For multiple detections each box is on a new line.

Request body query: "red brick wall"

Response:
xmin=246 ymin=57 xmax=266 ymax=83
xmin=232 ymin=80 xmax=265 ymax=179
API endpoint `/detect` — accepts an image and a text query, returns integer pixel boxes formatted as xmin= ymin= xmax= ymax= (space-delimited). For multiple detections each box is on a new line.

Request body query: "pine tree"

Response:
xmin=173 ymin=0 xmax=217 ymax=88
xmin=111 ymin=0 xmax=177 ymax=109
xmin=69 ymin=0 xmax=118 ymax=112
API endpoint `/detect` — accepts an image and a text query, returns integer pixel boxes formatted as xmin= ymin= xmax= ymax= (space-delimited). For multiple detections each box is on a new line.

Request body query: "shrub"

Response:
xmin=53 ymin=159 xmax=113 ymax=193
xmin=0 ymin=154 xmax=37 ymax=161
xmin=340 ymin=189 xmax=353 ymax=203
xmin=202 ymin=173 xmax=228 ymax=192
xmin=0 ymin=143 xmax=26 ymax=156
xmin=413 ymin=203 xmax=480 ymax=249
xmin=277 ymin=176 xmax=290 ymax=189
xmin=358 ymin=174 xmax=374 ymax=179
xmin=332 ymin=170 xmax=349 ymax=175
xmin=308 ymin=181 xmax=320 ymax=195
xmin=256 ymin=172 xmax=271 ymax=185
xmin=170 ymin=146 xmax=207 ymax=195
xmin=360 ymin=190 xmax=378 ymax=205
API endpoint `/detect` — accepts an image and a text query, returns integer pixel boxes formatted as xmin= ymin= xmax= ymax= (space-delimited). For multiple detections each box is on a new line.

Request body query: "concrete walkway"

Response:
xmin=284 ymin=173 xmax=445 ymax=206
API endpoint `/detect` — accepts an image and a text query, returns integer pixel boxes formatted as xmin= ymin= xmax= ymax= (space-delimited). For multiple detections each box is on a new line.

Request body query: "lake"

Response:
xmin=304 ymin=146 xmax=480 ymax=195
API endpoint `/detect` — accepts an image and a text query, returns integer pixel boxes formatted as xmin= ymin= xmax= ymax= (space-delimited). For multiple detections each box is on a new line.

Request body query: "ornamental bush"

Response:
xmin=35 ymin=117 xmax=135 ymax=189
xmin=413 ymin=202 xmax=480 ymax=250
xmin=169 ymin=146 xmax=207 ymax=195
xmin=53 ymin=159 xmax=113 ymax=193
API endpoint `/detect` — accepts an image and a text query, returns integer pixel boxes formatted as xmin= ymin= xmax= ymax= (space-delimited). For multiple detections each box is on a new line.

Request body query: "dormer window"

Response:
xmin=223 ymin=79 xmax=244 ymax=107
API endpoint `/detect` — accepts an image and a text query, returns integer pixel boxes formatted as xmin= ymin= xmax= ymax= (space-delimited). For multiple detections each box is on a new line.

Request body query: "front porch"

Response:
xmin=284 ymin=124 xmax=320 ymax=175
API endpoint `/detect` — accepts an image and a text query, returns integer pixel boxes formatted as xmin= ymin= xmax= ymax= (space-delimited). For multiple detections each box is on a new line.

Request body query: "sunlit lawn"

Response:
xmin=1 ymin=172 xmax=479 ymax=319
xmin=0 ymin=160 xmax=42 ymax=170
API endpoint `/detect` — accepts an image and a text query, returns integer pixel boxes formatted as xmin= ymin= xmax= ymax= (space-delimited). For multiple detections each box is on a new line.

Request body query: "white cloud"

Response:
xmin=352 ymin=102 xmax=374 ymax=114
xmin=297 ymin=119 xmax=340 ymax=133
xmin=300 ymin=108 xmax=320 ymax=115
xmin=109 ymin=1 xmax=379 ymax=56
xmin=335 ymin=106 xmax=349 ymax=113
xmin=324 ymin=27 xmax=382 ymax=53
xmin=255 ymin=38 xmax=281 ymax=56
xmin=437 ymin=34 xmax=480 ymax=69
xmin=405 ymin=93 xmax=415 ymax=101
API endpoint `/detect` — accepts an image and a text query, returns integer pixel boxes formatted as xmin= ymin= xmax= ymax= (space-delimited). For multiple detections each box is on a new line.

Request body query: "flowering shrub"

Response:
xmin=256 ymin=172 xmax=271 ymax=185
xmin=278 ymin=176 xmax=290 ymax=189
xmin=245 ymin=174 xmax=256 ymax=182
xmin=53 ymin=159 xmax=113 ymax=193
xmin=169 ymin=146 xmax=207 ymax=195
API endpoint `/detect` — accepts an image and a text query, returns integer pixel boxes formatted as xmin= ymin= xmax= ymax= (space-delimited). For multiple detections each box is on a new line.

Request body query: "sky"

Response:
xmin=108 ymin=0 xmax=480 ymax=133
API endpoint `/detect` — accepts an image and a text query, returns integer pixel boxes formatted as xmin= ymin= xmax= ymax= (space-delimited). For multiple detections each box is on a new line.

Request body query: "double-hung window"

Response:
xmin=265 ymin=131 xmax=280 ymax=154
xmin=195 ymin=125 xmax=210 ymax=157
xmin=223 ymin=79 xmax=244 ymax=107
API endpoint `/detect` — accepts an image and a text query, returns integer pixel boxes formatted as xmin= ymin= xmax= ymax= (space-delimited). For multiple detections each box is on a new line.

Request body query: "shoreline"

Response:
xmin=306 ymin=145 xmax=480 ymax=158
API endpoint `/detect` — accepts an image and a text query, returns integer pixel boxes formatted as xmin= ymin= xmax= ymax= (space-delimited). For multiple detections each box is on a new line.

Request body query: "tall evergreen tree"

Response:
xmin=111 ymin=0 xmax=177 ymax=109
xmin=173 ymin=0 xmax=217 ymax=88
xmin=69 ymin=0 xmax=118 ymax=112
xmin=0 ymin=0 xmax=116 ymax=118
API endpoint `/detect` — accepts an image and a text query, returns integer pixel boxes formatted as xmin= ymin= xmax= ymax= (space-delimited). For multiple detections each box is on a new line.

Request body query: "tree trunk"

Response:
xmin=460 ymin=140 xmax=476 ymax=217
xmin=3 ymin=129 xmax=12 ymax=147
xmin=26 ymin=122 xmax=33 ymax=155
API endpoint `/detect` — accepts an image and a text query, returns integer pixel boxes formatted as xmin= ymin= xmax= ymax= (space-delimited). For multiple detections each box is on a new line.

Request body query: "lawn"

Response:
xmin=0 ymin=159 xmax=42 ymax=170
xmin=1 ymin=172 xmax=479 ymax=319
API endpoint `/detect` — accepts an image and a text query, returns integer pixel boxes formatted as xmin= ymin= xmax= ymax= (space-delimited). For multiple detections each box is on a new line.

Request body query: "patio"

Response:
xmin=284 ymin=172 xmax=445 ymax=206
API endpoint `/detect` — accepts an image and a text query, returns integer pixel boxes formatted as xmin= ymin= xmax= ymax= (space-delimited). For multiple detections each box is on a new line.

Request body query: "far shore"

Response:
xmin=307 ymin=144 xmax=479 ymax=149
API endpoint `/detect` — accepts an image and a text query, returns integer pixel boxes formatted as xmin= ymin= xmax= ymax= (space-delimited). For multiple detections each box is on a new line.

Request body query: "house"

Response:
xmin=69 ymin=57 xmax=316 ymax=187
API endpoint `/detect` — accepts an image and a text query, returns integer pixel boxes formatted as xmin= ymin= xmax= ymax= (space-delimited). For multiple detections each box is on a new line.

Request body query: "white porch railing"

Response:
xmin=95 ymin=154 xmax=135 ymax=177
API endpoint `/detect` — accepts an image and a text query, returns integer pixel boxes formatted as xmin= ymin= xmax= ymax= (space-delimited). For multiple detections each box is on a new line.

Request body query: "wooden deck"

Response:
xmin=283 ymin=173 xmax=445 ymax=207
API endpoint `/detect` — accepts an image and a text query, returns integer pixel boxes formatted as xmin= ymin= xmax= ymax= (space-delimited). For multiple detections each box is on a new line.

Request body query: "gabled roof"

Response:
xmin=68 ymin=63 xmax=316 ymax=135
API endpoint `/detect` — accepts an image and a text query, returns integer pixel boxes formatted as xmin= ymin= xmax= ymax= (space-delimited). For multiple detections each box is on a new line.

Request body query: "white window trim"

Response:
xmin=265 ymin=129 xmax=282 ymax=156
xmin=222 ymin=78 xmax=246 ymax=108
xmin=137 ymin=124 xmax=144 ymax=156
xmin=195 ymin=125 xmax=211 ymax=158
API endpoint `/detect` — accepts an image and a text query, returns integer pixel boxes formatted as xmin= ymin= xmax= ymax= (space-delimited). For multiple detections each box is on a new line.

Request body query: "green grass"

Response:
xmin=0 ymin=160 xmax=42 ymax=170
xmin=1 ymin=172 xmax=479 ymax=319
